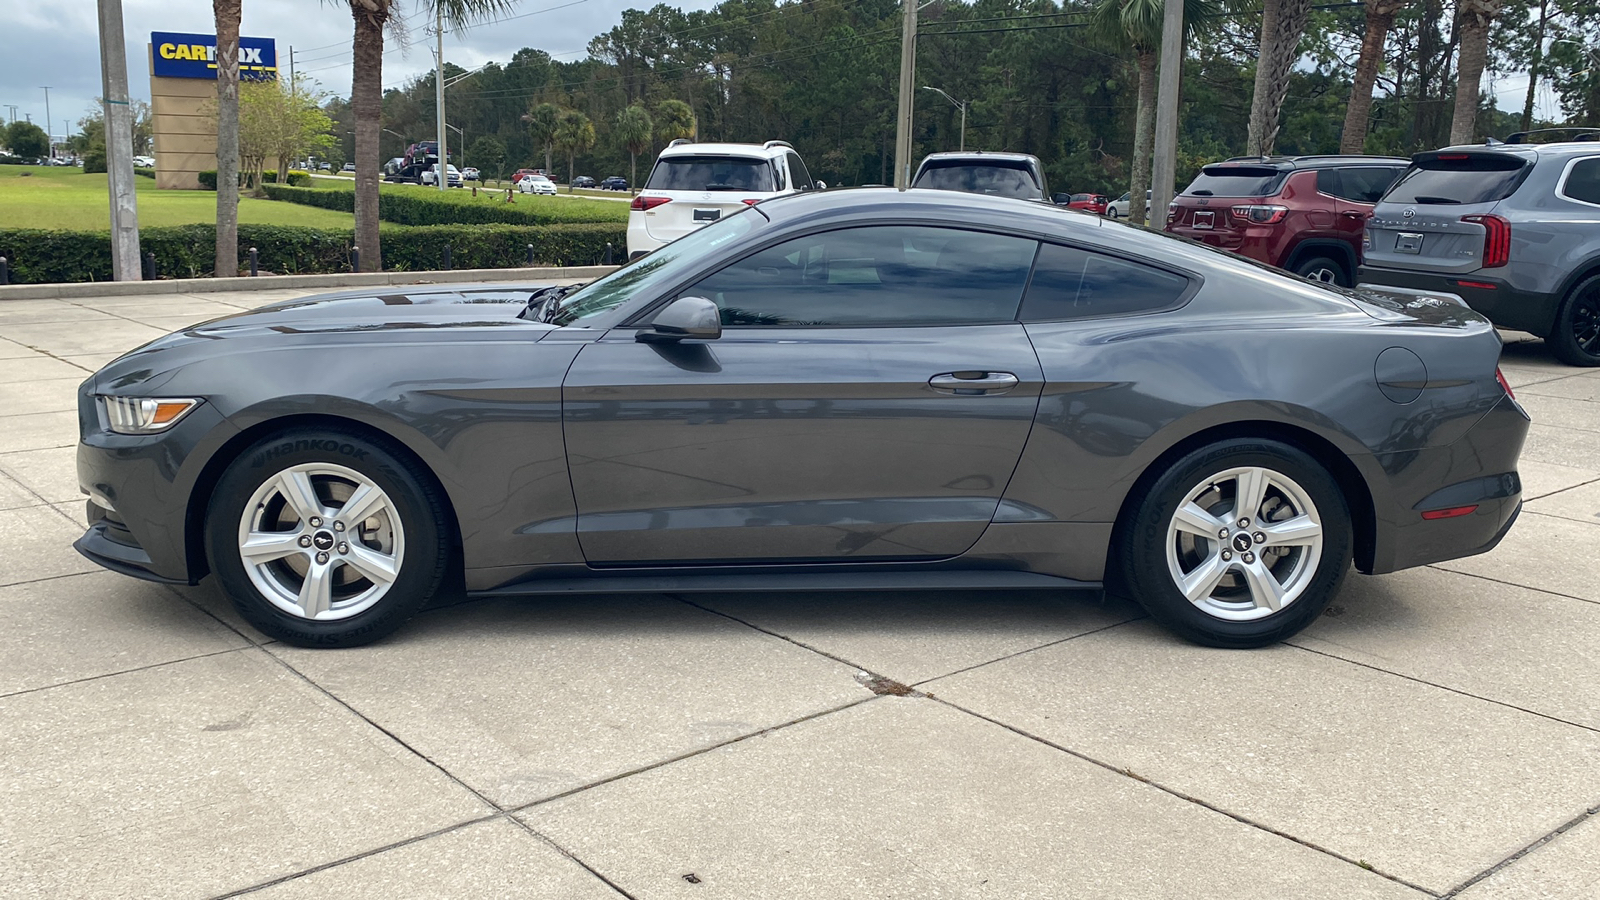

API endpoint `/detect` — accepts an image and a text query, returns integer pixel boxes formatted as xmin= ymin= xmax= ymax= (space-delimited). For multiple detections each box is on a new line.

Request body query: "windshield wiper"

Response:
xmin=702 ymin=183 xmax=748 ymax=191
xmin=1190 ymin=189 xmax=1214 ymax=196
xmin=519 ymin=283 xmax=584 ymax=322
xmin=1408 ymin=195 xmax=1462 ymax=204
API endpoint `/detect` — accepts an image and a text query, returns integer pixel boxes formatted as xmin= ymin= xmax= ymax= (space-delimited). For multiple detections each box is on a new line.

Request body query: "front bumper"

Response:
xmin=1357 ymin=266 xmax=1559 ymax=337
xmin=73 ymin=501 xmax=191 ymax=584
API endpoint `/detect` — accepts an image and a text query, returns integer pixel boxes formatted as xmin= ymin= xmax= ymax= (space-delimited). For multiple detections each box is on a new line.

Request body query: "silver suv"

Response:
xmin=1359 ymin=131 xmax=1600 ymax=365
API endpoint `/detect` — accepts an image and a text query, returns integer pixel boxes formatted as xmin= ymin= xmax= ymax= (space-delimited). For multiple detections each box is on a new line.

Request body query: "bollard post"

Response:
xmin=350 ymin=246 xmax=360 ymax=273
xmin=443 ymin=244 xmax=452 ymax=271
xmin=604 ymin=242 xmax=614 ymax=266
xmin=526 ymin=244 xmax=534 ymax=266
xmin=145 ymin=252 xmax=157 ymax=281
xmin=0 ymin=256 xmax=8 ymax=286
xmin=248 ymin=247 xmax=258 ymax=277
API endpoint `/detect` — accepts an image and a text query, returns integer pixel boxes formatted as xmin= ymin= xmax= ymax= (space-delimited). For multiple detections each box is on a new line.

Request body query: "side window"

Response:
xmin=1020 ymin=243 xmax=1190 ymax=322
xmin=1561 ymin=157 xmax=1600 ymax=206
xmin=786 ymin=153 xmax=814 ymax=190
xmin=1338 ymin=166 xmax=1404 ymax=203
xmin=686 ymin=226 xmax=1037 ymax=327
xmin=771 ymin=159 xmax=786 ymax=191
xmin=1316 ymin=169 xmax=1345 ymax=199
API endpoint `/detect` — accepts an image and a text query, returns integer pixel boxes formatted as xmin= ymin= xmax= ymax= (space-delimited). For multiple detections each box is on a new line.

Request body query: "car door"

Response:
xmin=561 ymin=224 xmax=1046 ymax=565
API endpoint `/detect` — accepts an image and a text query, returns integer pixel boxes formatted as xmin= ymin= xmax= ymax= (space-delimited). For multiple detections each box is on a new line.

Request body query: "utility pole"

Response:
xmin=1149 ymin=0 xmax=1184 ymax=231
xmin=434 ymin=7 xmax=447 ymax=192
xmin=288 ymin=46 xmax=295 ymax=84
xmin=893 ymin=0 xmax=917 ymax=189
xmin=3 ymin=105 xmax=16 ymax=124
xmin=95 ymin=0 xmax=141 ymax=280
xmin=40 ymin=86 xmax=52 ymax=159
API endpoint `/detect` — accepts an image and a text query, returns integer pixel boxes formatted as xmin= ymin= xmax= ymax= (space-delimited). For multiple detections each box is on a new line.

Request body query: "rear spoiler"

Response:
xmin=1355 ymin=283 xmax=1468 ymax=309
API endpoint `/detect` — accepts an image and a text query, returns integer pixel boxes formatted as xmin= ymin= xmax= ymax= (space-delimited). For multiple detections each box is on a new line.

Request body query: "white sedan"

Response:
xmin=517 ymin=174 xmax=558 ymax=195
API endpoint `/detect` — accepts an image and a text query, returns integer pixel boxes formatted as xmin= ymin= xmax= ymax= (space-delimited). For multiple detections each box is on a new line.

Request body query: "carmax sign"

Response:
xmin=151 ymin=32 xmax=278 ymax=80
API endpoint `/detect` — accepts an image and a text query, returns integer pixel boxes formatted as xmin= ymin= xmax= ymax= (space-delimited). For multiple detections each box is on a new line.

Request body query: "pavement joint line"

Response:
xmin=0 ymin=468 xmax=83 ymax=528
xmin=206 ymin=811 xmax=506 ymax=899
xmin=909 ymin=612 xmax=1150 ymax=687
xmin=254 ymin=643 xmax=506 ymax=814
xmin=927 ymin=695 xmax=1442 ymax=897
xmin=1522 ymin=472 xmax=1600 ymax=502
xmin=669 ymin=592 xmax=888 ymax=677
xmin=0 ymin=339 xmax=99 ymax=375
xmin=1423 ymin=564 xmax=1600 ymax=608
xmin=507 ymin=696 xmax=882 ymax=816
xmin=0 ymin=568 xmax=112 ymax=590
xmin=1285 ymin=642 xmax=1600 ymax=735
xmin=507 ymin=818 xmax=640 ymax=900
xmin=0 ymin=644 xmax=252 ymax=702
xmin=0 ymin=443 xmax=74 ymax=454
xmin=1438 ymin=802 xmax=1600 ymax=898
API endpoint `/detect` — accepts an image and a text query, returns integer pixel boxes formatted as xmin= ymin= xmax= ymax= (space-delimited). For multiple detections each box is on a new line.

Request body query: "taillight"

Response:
xmin=741 ymin=198 xmax=760 ymax=206
xmin=630 ymin=196 xmax=671 ymax=211
xmin=1462 ymin=214 xmax=1510 ymax=267
xmin=1495 ymin=366 xmax=1515 ymax=399
xmin=1231 ymin=204 xmax=1289 ymax=225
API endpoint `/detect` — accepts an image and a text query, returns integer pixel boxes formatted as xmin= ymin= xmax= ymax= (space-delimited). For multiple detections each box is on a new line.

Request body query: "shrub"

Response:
xmin=0 ymin=222 xmax=625 ymax=283
xmin=260 ymin=182 xmax=627 ymax=226
xmin=198 ymin=170 xmax=218 ymax=190
xmin=134 ymin=167 xmax=156 ymax=179
xmin=83 ymin=147 xmax=107 ymax=174
xmin=197 ymin=169 xmax=312 ymax=190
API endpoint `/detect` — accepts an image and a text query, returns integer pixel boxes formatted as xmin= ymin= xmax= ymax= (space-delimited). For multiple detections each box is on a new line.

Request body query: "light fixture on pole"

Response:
xmin=920 ymin=86 xmax=966 ymax=152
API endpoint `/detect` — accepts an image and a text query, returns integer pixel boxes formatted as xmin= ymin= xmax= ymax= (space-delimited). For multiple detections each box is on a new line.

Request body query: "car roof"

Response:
xmin=920 ymin=151 xmax=1040 ymax=164
xmin=1206 ymin=154 xmax=1409 ymax=170
xmin=659 ymin=141 xmax=792 ymax=160
xmin=759 ymin=186 xmax=1089 ymax=234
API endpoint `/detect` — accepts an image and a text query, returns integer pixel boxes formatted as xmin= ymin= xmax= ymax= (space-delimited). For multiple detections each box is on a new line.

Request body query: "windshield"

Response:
xmin=913 ymin=163 xmax=1040 ymax=199
xmin=646 ymin=156 xmax=775 ymax=192
xmin=551 ymin=210 xmax=759 ymax=326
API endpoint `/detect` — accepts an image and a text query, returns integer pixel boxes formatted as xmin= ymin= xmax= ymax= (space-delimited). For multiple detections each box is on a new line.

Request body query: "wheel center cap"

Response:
xmin=1232 ymin=534 xmax=1253 ymax=553
xmin=312 ymin=531 xmax=335 ymax=551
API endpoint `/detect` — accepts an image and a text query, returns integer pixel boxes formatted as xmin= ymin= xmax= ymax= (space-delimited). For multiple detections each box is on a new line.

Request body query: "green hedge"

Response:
xmin=133 ymin=167 xmax=155 ymax=179
xmin=0 ymin=222 xmax=625 ymax=283
xmin=261 ymin=183 xmax=628 ymax=226
xmin=198 ymin=169 xmax=312 ymax=189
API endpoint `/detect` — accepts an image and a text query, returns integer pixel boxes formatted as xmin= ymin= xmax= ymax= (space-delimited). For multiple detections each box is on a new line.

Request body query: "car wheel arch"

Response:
xmin=182 ymin=412 xmax=463 ymax=584
xmin=1104 ymin=419 xmax=1379 ymax=588
xmin=1284 ymin=240 xmax=1355 ymax=281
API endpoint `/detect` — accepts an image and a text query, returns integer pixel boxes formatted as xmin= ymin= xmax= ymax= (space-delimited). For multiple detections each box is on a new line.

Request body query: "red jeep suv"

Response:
xmin=1166 ymin=155 xmax=1408 ymax=286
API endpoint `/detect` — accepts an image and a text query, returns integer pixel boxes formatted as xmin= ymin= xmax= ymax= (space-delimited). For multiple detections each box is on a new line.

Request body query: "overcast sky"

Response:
xmin=1 ymin=0 xmax=1561 ymax=142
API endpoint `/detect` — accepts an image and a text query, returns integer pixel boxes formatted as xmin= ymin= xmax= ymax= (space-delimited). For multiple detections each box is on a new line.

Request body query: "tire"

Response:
xmin=1116 ymin=438 xmax=1352 ymax=648
xmin=1547 ymin=274 xmax=1600 ymax=367
xmin=1294 ymin=255 xmax=1349 ymax=287
xmin=205 ymin=427 xmax=451 ymax=647
xmin=1107 ymin=208 xmax=1121 ymax=219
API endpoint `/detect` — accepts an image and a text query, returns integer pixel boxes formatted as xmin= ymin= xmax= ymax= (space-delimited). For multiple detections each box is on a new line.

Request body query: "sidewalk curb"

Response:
xmin=0 ymin=266 xmax=619 ymax=301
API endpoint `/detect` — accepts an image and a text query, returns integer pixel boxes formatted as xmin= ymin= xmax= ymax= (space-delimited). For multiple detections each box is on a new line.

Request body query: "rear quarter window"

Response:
xmin=1559 ymin=157 xmax=1600 ymax=206
xmin=1384 ymin=155 xmax=1530 ymax=205
xmin=1317 ymin=166 xmax=1404 ymax=203
xmin=1020 ymin=243 xmax=1192 ymax=321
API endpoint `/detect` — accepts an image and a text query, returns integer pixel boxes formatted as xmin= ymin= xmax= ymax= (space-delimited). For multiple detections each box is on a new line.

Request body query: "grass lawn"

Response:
xmin=0 ymin=165 xmax=354 ymax=230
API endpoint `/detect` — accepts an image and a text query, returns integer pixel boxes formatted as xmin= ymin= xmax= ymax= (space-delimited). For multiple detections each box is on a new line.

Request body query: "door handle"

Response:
xmin=1340 ymin=211 xmax=1368 ymax=219
xmin=929 ymin=372 xmax=1019 ymax=395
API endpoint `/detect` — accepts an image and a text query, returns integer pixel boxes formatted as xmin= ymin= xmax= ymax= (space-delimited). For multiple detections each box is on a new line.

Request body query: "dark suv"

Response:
xmin=1167 ymin=156 xmax=1408 ymax=286
xmin=1359 ymin=132 xmax=1600 ymax=365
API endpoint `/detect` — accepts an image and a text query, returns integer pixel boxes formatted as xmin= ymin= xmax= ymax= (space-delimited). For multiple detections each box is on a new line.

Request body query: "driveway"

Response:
xmin=1 ymin=291 xmax=1597 ymax=899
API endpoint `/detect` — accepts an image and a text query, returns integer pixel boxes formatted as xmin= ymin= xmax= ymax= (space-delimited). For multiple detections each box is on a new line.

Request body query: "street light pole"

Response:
xmin=40 ymin=86 xmax=53 ymax=159
xmin=445 ymin=122 xmax=464 ymax=178
xmin=921 ymin=86 xmax=967 ymax=152
xmin=434 ymin=6 xmax=446 ymax=191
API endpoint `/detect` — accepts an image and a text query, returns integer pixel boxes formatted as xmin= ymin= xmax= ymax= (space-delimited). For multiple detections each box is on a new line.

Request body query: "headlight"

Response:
xmin=100 ymin=396 xmax=200 ymax=434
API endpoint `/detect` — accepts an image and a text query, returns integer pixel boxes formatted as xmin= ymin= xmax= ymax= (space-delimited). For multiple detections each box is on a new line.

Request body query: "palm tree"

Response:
xmin=341 ymin=0 xmax=513 ymax=272
xmin=1340 ymin=0 xmax=1405 ymax=155
xmin=654 ymin=99 xmax=696 ymax=144
xmin=615 ymin=104 xmax=653 ymax=189
xmin=1450 ymin=0 xmax=1505 ymax=144
xmin=553 ymin=110 xmax=596 ymax=190
xmin=1093 ymin=0 xmax=1215 ymax=226
xmin=524 ymin=102 xmax=560 ymax=173
xmin=1246 ymin=0 xmax=1313 ymax=156
xmin=213 ymin=0 xmax=241 ymax=276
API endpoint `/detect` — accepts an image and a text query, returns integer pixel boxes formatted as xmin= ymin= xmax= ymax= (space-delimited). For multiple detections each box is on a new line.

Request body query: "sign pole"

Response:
xmin=97 ymin=0 xmax=141 ymax=279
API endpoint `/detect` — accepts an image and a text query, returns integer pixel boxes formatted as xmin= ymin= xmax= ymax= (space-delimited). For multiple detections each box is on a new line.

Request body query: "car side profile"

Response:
xmin=1168 ymin=155 xmax=1408 ymax=286
xmin=517 ymin=174 xmax=558 ymax=195
xmin=76 ymin=190 xmax=1526 ymax=650
xmin=1359 ymin=131 xmax=1600 ymax=366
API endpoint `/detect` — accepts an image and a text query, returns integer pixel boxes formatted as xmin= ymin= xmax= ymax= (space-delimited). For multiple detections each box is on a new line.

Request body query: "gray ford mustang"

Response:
xmin=75 ymin=189 xmax=1528 ymax=648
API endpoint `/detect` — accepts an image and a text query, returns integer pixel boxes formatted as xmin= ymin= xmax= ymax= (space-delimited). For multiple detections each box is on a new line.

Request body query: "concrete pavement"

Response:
xmin=1 ymin=292 xmax=1598 ymax=899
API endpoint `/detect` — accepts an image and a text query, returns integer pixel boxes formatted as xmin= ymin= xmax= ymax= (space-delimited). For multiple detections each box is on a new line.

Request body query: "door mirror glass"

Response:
xmin=1052 ymin=193 xmax=1071 ymax=205
xmin=639 ymin=296 xmax=722 ymax=342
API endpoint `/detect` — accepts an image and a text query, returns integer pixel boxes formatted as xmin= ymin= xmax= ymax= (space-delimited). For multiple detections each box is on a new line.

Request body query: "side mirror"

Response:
xmin=1052 ymin=193 xmax=1071 ymax=206
xmin=814 ymin=180 xmax=827 ymax=190
xmin=638 ymin=296 xmax=721 ymax=343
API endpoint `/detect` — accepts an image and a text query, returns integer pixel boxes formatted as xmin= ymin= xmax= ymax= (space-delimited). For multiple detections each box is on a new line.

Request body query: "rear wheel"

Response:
xmin=205 ymin=428 xmax=450 ymax=647
xmin=1548 ymin=275 xmax=1600 ymax=367
xmin=1117 ymin=438 xmax=1352 ymax=648
xmin=1294 ymin=255 xmax=1349 ymax=287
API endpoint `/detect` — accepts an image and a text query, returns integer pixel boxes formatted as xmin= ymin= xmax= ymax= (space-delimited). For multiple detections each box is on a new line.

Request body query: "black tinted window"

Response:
xmin=786 ymin=153 xmax=813 ymax=190
xmin=1385 ymin=155 xmax=1529 ymax=204
xmin=688 ymin=226 xmax=1037 ymax=327
xmin=913 ymin=163 xmax=1040 ymax=199
xmin=646 ymin=156 xmax=775 ymax=192
xmin=1317 ymin=167 xmax=1401 ymax=202
xmin=1020 ymin=243 xmax=1190 ymax=321
xmin=1184 ymin=166 xmax=1286 ymax=197
xmin=1562 ymin=157 xmax=1600 ymax=205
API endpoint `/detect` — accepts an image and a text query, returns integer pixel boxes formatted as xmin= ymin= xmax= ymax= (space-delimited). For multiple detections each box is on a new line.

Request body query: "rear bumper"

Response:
xmin=1365 ymin=392 xmax=1530 ymax=574
xmin=1357 ymin=266 xmax=1560 ymax=336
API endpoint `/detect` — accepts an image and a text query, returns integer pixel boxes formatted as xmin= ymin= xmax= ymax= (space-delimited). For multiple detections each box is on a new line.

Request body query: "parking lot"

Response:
xmin=1 ymin=287 xmax=1598 ymax=899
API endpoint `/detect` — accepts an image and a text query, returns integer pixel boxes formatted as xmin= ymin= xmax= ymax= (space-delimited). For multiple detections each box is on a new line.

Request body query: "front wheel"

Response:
xmin=205 ymin=428 xmax=451 ymax=647
xmin=1548 ymin=275 xmax=1600 ymax=367
xmin=1116 ymin=438 xmax=1352 ymax=648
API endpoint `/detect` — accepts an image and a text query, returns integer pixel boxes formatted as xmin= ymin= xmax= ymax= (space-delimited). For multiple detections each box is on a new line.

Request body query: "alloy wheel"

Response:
xmin=1164 ymin=465 xmax=1324 ymax=621
xmin=1304 ymin=266 xmax=1339 ymax=284
xmin=1572 ymin=289 xmax=1600 ymax=356
xmin=235 ymin=463 xmax=405 ymax=621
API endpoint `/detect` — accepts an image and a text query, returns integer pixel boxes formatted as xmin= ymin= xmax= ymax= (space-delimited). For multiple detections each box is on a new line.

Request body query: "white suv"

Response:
xmin=627 ymin=140 xmax=819 ymax=258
